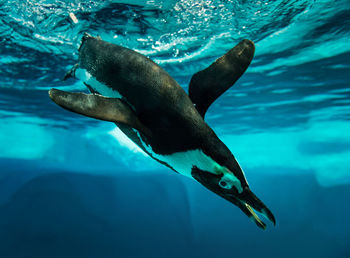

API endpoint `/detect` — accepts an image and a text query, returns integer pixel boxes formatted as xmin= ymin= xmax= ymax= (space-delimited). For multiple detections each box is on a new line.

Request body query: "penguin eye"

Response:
xmin=219 ymin=181 xmax=227 ymax=187
xmin=219 ymin=179 xmax=232 ymax=189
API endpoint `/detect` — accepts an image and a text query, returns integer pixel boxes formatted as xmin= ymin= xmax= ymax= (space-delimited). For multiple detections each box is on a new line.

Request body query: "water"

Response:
xmin=0 ymin=0 xmax=350 ymax=257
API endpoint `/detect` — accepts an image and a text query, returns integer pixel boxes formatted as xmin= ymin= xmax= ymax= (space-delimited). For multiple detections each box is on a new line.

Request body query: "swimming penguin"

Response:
xmin=49 ymin=33 xmax=275 ymax=229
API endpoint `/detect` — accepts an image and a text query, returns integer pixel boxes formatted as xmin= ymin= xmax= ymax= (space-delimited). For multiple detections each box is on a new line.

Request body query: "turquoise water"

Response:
xmin=0 ymin=0 xmax=350 ymax=257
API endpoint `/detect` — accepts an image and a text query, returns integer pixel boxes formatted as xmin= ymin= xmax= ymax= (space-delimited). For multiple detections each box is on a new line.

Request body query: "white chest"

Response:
xmin=75 ymin=68 xmax=122 ymax=98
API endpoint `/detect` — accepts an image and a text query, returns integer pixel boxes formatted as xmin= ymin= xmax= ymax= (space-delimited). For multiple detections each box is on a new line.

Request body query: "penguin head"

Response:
xmin=191 ymin=166 xmax=276 ymax=229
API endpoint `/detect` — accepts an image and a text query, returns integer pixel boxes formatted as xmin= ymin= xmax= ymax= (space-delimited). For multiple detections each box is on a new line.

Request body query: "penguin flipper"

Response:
xmin=188 ymin=39 xmax=255 ymax=118
xmin=48 ymin=88 xmax=150 ymax=136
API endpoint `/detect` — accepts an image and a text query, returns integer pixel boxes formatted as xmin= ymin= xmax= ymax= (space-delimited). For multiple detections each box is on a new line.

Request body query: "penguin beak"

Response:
xmin=191 ymin=167 xmax=276 ymax=229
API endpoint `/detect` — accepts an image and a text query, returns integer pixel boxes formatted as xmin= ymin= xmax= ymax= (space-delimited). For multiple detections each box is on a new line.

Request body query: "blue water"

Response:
xmin=1 ymin=0 xmax=350 ymax=257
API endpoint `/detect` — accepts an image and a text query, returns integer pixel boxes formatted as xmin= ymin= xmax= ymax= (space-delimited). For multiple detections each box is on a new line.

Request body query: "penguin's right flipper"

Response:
xmin=188 ymin=39 xmax=255 ymax=118
xmin=48 ymin=88 xmax=150 ymax=136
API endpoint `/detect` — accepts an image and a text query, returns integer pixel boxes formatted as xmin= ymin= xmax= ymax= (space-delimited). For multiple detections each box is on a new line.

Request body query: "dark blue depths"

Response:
xmin=0 ymin=159 xmax=349 ymax=258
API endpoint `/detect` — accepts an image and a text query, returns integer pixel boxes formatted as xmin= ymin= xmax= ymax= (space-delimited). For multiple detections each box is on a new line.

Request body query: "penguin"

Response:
xmin=49 ymin=33 xmax=275 ymax=229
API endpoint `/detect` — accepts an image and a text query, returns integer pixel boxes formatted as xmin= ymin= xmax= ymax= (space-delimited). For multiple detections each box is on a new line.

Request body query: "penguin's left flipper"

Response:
xmin=188 ymin=39 xmax=255 ymax=118
xmin=48 ymin=88 xmax=150 ymax=136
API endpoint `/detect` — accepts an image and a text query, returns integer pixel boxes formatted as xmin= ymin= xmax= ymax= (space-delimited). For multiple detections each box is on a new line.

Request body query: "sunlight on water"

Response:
xmin=222 ymin=119 xmax=350 ymax=187
xmin=0 ymin=116 xmax=53 ymax=159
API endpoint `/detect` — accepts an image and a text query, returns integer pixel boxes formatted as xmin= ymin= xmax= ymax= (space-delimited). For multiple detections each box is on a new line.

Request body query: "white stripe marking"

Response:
xmin=136 ymin=130 xmax=243 ymax=192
